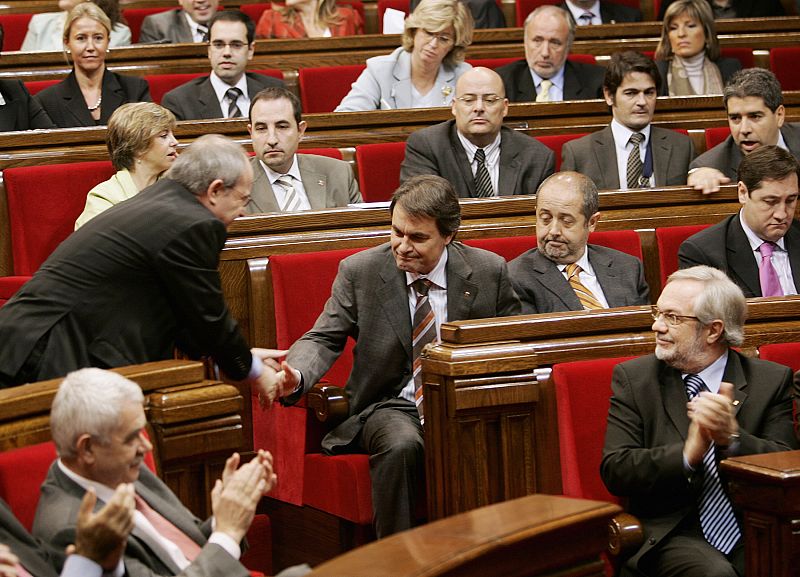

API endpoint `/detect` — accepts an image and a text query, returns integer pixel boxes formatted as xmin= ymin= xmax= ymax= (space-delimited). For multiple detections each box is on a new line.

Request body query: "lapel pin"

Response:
xmin=732 ymin=400 xmax=740 ymax=406
xmin=317 ymin=180 xmax=325 ymax=187
xmin=464 ymin=291 xmax=471 ymax=297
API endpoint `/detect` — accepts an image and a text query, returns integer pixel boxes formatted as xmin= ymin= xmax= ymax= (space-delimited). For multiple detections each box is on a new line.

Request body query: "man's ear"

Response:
xmin=587 ymin=212 xmax=601 ymax=233
xmin=75 ymin=434 xmax=96 ymax=465
xmin=205 ymin=178 xmax=227 ymax=205
xmin=706 ymin=319 xmax=725 ymax=345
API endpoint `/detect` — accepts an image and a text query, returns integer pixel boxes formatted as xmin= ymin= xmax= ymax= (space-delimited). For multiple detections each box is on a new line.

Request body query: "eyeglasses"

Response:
xmin=418 ymin=29 xmax=454 ymax=46
xmin=209 ymin=40 xmax=249 ymax=51
xmin=455 ymin=94 xmax=505 ymax=107
xmin=651 ymin=306 xmax=700 ymax=326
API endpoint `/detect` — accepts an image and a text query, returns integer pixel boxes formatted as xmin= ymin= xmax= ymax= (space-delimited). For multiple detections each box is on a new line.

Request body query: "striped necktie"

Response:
xmin=536 ymin=79 xmax=552 ymax=102
xmin=578 ymin=11 xmax=594 ymax=25
xmin=626 ymin=132 xmax=647 ymax=189
xmin=684 ymin=374 xmax=742 ymax=554
xmin=275 ymin=175 xmax=302 ymax=212
xmin=225 ymin=87 xmax=243 ymax=118
xmin=473 ymin=148 xmax=494 ymax=198
xmin=565 ymin=263 xmax=602 ymax=310
xmin=411 ymin=279 xmax=437 ymax=424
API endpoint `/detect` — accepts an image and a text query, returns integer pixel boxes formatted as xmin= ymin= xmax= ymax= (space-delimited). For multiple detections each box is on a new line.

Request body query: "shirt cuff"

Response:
xmin=61 ymin=555 xmax=103 ymax=577
xmin=208 ymin=531 xmax=242 ymax=560
xmin=246 ymin=354 xmax=263 ymax=381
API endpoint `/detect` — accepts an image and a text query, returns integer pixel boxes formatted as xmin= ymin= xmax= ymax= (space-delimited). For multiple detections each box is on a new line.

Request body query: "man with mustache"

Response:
xmin=602 ymin=265 xmax=797 ymax=577
xmin=508 ymin=171 xmax=649 ymax=314
xmin=679 ymin=145 xmax=800 ymax=298
xmin=561 ymin=51 xmax=694 ymax=190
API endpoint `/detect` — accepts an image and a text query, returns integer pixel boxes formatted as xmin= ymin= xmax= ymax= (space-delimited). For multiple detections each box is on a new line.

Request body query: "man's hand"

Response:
xmin=211 ymin=458 xmax=268 ymax=543
xmin=73 ymin=484 xmax=135 ymax=571
xmin=255 ymin=360 xmax=300 ymax=409
xmin=687 ymin=381 xmax=739 ymax=447
xmin=683 ymin=416 xmax=712 ymax=468
xmin=688 ymin=167 xmax=731 ymax=195
xmin=0 ymin=544 xmax=20 ymax=577
xmin=251 ymin=348 xmax=288 ymax=372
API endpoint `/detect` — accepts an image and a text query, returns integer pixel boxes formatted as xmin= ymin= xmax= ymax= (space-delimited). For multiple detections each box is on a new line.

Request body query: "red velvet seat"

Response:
xmin=122 ymin=7 xmax=173 ymax=43
xmin=771 ymin=47 xmax=800 ymax=91
xmin=146 ymin=72 xmax=205 ymax=104
xmin=24 ymin=80 xmax=59 ymax=96
xmin=535 ymin=132 xmax=588 ymax=171
xmin=0 ymin=276 xmax=30 ymax=308
xmin=720 ymin=47 xmax=754 ymax=70
xmin=5 ymin=161 xmax=116 ymax=276
xmin=0 ymin=14 xmax=33 ymax=52
xmin=463 ymin=236 xmax=536 ymax=261
xmin=759 ymin=342 xmax=800 ymax=372
xmin=466 ymin=57 xmax=518 ymax=70
xmin=655 ymin=224 xmax=709 ymax=288
xmin=354 ymin=141 xmax=406 ymax=202
xmin=298 ymin=65 xmax=366 ymax=113
xmin=705 ymin=126 xmax=730 ymax=151
xmin=377 ymin=0 xmax=409 ymax=32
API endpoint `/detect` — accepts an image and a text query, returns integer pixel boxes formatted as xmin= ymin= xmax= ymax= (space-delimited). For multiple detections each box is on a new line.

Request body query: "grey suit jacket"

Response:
xmin=561 ymin=125 xmax=694 ymax=189
xmin=689 ymin=123 xmax=800 ymax=181
xmin=138 ymin=9 xmax=195 ymax=44
xmin=161 ymin=73 xmax=284 ymax=121
xmin=33 ymin=462 xmax=250 ymax=577
xmin=0 ymin=499 xmax=61 ymax=577
xmin=247 ymin=154 xmax=362 ymax=214
xmin=601 ymin=351 xmax=797 ymax=571
xmin=496 ymin=59 xmax=605 ymax=103
xmin=400 ymin=121 xmax=555 ymax=197
xmin=678 ymin=213 xmax=800 ymax=297
xmin=285 ymin=242 xmax=521 ymax=450
xmin=507 ymin=245 xmax=650 ymax=314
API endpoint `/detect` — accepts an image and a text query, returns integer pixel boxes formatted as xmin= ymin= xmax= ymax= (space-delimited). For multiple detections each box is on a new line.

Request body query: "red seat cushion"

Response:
xmin=656 ymin=224 xmax=710 ymax=288
xmin=302 ymin=454 xmax=372 ymax=524
xmin=299 ymin=65 xmax=366 ymax=113
xmin=146 ymin=73 xmax=205 ymax=105
xmin=0 ymin=14 xmax=33 ymax=52
xmin=759 ymin=342 xmax=800 ymax=372
xmin=0 ymin=276 xmax=31 ymax=308
xmin=0 ymin=442 xmax=58 ymax=531
xmin=463 ymin=236 xmax=536 ymax=262
xmin=535 ymin=133 xmax=588 ymax=172
xmin=24 ymin=80 xmax=59 ymax=96
xmin=354 ymin=142 xmax=406 ymax=202
xmin=589 ymin=229 xmax=643 ymax=259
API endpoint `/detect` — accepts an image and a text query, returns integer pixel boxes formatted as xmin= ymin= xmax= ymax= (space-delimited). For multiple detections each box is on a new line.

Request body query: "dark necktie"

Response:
xmin=197 ymin=25 xmax=209 ymax=42
xmin=684 ymin=374 xmax=742 ymax=554
xmin=578 ymin=11 xmax=594 ymax=25
xmin=225 ymin=87 xmax=243 ymax=118
xmin=474 ymin=148 xmax=494 ymax=198
xmin=758 ymin=241 xmax=783 ymax=297
xmin=626 ymin=132 xmax=646 ymax=188
xmin=411 ymin=279 xmax=436 ymax=424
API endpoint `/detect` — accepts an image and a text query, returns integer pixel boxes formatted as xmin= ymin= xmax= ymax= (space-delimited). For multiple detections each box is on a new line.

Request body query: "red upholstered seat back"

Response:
xmin=759 ymin=342 xmax=800 ymax=372
xmin=466 ymin=57 xmax=518 ymax=70
xmin=655 ymin=224 xmax=709 ymax=288
xmin=0 ymin=14 xmax=34 ymax=51
xmin=589 ymin=229 xmax=643 ymax=259
xmin=5 ymin=161 xmax=116 ymax=276
xmin=463 ymin=236 xmax=536 ymax=261
xmin=0 ymin=276 xmax=30 ymax=308
xmin=567 ymin=53 xmax=598 ymax=65
xmin=300 ymin=147 xmax=343 ymax=160
xmin=240 ymin=2 xmax=271 ymax=23
xmin=720 ymin=47 xmax=754 ymax=69
xmin=24 ymin=79 xmax=59 ymax=96
xmin=354 ymin=142 xmax=406 ymax=202
xmin=771 ymin=47 xmax=800 ymax=91
xmin=552 ymin=356 xmax=635 ymax=502
xmin=299 ymin=65 xmax=366 ymax=113
xmin=146 ymin=73 xmax=205 ymax=104
xmin=122 ymin=7 xmax=173 ymax=43
xmin=0 ymin=442 xmax=57 ymax=531
xmin=535 ymin=133 xmax=588 ymax=171
xmin=705 ymin=126 xmax=730 ymax=151
xmin=377 ymin=0 xmax=410 ymax=31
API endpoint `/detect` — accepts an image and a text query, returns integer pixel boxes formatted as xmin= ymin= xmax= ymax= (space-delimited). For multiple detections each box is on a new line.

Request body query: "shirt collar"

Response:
xmin=259 ymin=155 xmax=301 ymax=184
xmin=682 ymin=351 xmax=728 ymax=394
xmin=564 ymin=0 xmax=601 ymax=19
xmin=556 ymin=247 xmax=594 ymax=276
xmin=456 ymin=130 xmax=501 ymax=162
xmin=57 ymin=459 xmax=119 ymax=504
xmin=184 ymin=12 xmax=207 ymax=40
xmin=531 ymin=64 xmax=566 ymax=92
xmin=209 ymin=71 xmax=248 ymax=103
xmin=405 ymin=245 xmax=449 ymax=289
xmin=738 ymin=207 xmax=787 ymax=252
xmin=610 ymin=118 xmax=651 ymax=149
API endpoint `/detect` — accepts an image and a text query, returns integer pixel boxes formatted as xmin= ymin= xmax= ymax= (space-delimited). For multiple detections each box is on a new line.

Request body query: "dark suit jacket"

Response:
xmin=559 ymin=1 xmax=642 ymax=23
xmin=0 ymin=79 xmax=55 ymax=131
xmin=678 ymin=213 xmax=800 ymax=297
xmin=161 ymin=73 xmax=284 ymax=121
xmin=138 ymin=9 xmax=195 ymax=44
xmin=0 ymin=178 xmax=252 ymax=386
xmin=689 ymin=123 xmax=800 ymax=181
xmin=33 ymin=463 xmax=250 ymax=577
xmin=508 ymin=245 xmax=650 ymax=314
xmin=400 ymin=121 xmax=555 ymax=197
xmin=34 ymin=69 xmax=151 ymax=128
xmin=247 ymin=154 xmax=362 ymax=214
xmin=561 ymin=125 xmax=694 ymax=189
xmin=0 ymin=499 xmax=61 ymax=577
xmin=601 ymin=351 xmax=797 ymax=571
xmin=285 ymin=242 xmax=521 ymax=449
xmin=496 ymin=59 xmax=605 ymax=103
xmin=655 ymin=57 xmax=741 ymax=97
xmin=658 ymin=0 xmax=784 ymax=18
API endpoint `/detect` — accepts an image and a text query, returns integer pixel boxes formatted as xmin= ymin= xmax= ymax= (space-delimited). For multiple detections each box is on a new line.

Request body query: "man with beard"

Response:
xmin=601 ymin=265 xmax=797 ymax=577
xmin=508 ymin=171 xmax=649 ymax=314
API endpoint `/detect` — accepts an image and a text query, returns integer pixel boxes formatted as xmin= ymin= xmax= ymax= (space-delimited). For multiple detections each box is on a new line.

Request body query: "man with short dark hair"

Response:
xmin=680 ymin=145 xmax=800 ymax=297
xmin=263 ymin=175 xmax=521 ymax=537
xmin=688 ymin=68 xmax=800 ymax=194
xmin=400 ymin=67 xmax=554 ymax=197
xmin=246 ymin=87 xmax=361 ymax=213
xmin=602 ymin=265 xmax=797 ymax=577
xmin=139 ymin=0 xmax=220 ymax=44
xmin=508 ymin=171 xmax=649 ymax=313
xmin=162 ymin=10 xmax=283 ymax=121
xmin=561 ymin=51 xmax=694 ymax=189
xmin=496 ymin=5 xmax=605 ymax=102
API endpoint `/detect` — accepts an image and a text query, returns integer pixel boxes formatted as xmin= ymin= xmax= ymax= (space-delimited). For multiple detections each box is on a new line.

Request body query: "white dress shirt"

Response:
xmin=610 ymin=119 xmax=653 ymax=189
xmin=564 ymin=0 xmax=603 ymax=24
xmin=259 ymin=156 xmax=312 ymax=211
xmin=184 ymin=12 xmax=208 ymax=42
xmin=739 ymin=208 xmax=798 ymax=295
xmin=457 ymin=131 xmax=501 ymax=195
xmin=558 ymin=249 xmax=610 ymax=308
xmin=209 ymin=72 xmax=250 ymax=118
xmin=530 ymin=65 xmax=566 ymax=102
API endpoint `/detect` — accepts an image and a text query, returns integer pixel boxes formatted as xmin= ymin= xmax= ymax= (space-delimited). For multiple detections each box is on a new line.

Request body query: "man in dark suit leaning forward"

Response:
xmin=400 ymin=67 xmax=555 ymax=198
xmin=679 ymin=145 xmax=800 ymax=297
xmin=262 ymin=175 xmax=521 ymax=537
xmin=508 ymin=171 xmax=649 ymax=314
xmin=602 ymin=265 xmax=797 ymax=577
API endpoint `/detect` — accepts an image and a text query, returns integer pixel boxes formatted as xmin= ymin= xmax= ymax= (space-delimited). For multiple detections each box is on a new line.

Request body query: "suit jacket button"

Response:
xmin=360 ymin=414 xmax=368 ymax=423
xmin=648 ymin=537 xmax=656 ymax=545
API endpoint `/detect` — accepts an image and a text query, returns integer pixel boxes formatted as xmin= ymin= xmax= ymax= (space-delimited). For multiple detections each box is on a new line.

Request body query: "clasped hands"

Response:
xmin=251 ymin=348 xmax=300 ymax=409
xmin=684 ymin=381 xmax=739 ymax=468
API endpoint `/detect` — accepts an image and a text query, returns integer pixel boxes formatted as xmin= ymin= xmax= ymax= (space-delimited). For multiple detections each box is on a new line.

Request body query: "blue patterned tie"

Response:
xmin=684 ymin=374 xmax=741 ymax=554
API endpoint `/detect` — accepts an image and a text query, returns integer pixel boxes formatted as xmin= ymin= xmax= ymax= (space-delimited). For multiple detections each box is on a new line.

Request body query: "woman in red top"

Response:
xmin=256 ymin=0 xmax=363 ymax=38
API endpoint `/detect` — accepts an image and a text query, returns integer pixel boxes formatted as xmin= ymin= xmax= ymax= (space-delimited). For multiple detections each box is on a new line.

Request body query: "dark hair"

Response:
xmin=655 ymin=0 xmax=719 ymax=62
xmin=249 ymin=86 xmax=302 ymax=125
xmin=603 ymin=50 xmax=661 ymax=96
xmin=738 ymin=145 xmax=800 ymax=194
xmin=209 ymin=10 xmax=255 ymax=44
xmin=390 ymin=175 xmax=461 ymax=238
xmin=723 ymin=68 xmax=783 ymax=113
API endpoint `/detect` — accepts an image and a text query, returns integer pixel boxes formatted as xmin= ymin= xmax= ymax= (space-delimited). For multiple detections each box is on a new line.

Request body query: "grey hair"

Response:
xmin=50 ymin=368 xmax=144 ymax=460
xmin=666 ymin=265 xmax=747 ymax=346
xmin=165 ymin=134 xmax=249 ymax=194
xmin=524 ymin=5 xmax=575 ymax=50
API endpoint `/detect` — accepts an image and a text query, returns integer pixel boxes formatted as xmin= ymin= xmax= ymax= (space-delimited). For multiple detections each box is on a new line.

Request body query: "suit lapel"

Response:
xmin=497 ymin=127 xmax=521 ymax=196
xmin=0 ymin=506 xmax=59 ymax=577
xmin=532 ymin=251 xmax=581 ymax=310
xmin=650 ymin=128 xmax=672 ymax=187
xmin=721 ymin=350 xmax=747 ymax=416
xmin=378 ymin=252 xmax=413 ymax=359
xmin=661 ymin=363 xmax=691 ymax=440
xmin=515 ymin=64 xmax=536 ymax=102
xmin=784 ymin=222 xmax=800 ymax=292
xmin=248 ymin=158 xmax=281 ymax=213
xmin=726 ymin=215 xmax=761 ymax=296
xmin=562 ymin=62 xmax=581 ymax=100
xmin=297 ymin=155 xmax=328 ymax=210
xmin=445 ymin=244 xmax=479 ymax=321
xmin=99 ymin=70 xmax=128 ymax=124
xmin=588 ymin=247 xmax=621 ymax=306
xmin=594 ymin=127 xmax=620 ymax=189
xmin=390 ymin=50 xmax=412 ymax=109
xmin=62 ymin=72 xmax=94 ymax=126
xmin=197 ymin=78 xmax=223 ymax=119
xmin=448 ymin=123 xmax=478 ymax=196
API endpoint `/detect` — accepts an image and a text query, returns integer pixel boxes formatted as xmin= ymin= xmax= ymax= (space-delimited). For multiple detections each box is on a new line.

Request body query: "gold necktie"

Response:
xmin=536 ymin=79 xmax=553 ymax=102
xmin=565 ymin=263 xmax=602 ymax=310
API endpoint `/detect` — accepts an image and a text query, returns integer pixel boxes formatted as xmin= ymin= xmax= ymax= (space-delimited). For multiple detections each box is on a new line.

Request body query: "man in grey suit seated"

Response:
xmin=508 ymin=171 xmax=649 ymax=314
xmin=689 ymin=68 xmax=800 ymax=194
xmin=561 ymin=51 xmax=694 ymax=190
xmin=139 ymin=0 xmax=219 ymax=44
xmin=247 ymin=87 xmax=362 ymax=213
xmin=33 ymin=368 xmax=309 ymax=577
xmin=162 ymin=10 xmax=283 ymax=121
xmin=496 ymin=5 xmax=605 ymax=103
xmin=679 ymin=145 xmax=800 ymax=298
xmin=400 ymin=67 xmax=555 ymax=197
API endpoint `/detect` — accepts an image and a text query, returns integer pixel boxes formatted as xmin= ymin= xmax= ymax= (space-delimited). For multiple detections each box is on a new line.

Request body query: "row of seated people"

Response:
xmin=4 ymin=0 xmax=800 ymax=131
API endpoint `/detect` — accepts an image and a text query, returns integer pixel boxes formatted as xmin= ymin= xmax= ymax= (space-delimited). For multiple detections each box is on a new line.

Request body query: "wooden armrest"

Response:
xmin=607 ymin=512 xmax=643 ymax=557
xmin=306 ymin=381 xmax=349 ymax=424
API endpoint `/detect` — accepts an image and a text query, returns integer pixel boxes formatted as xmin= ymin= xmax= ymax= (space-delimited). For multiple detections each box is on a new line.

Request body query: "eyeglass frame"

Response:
xmin=650 ymin=306 xmax=701 ymax=327
xmin=454 ymin=94 xmax=506 ymax=107
xmin=208 ymin=40 xmax=250 ymax=52
xmin=417 ymin=29 xmax=455 ymax=46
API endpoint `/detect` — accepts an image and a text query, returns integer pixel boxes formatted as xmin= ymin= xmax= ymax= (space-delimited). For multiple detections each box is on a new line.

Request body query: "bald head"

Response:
xmin=451 ymin=67 xmax=509 ymax=148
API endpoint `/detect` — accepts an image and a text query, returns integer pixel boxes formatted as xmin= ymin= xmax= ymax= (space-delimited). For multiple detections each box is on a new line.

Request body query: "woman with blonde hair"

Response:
xmin=255 ymin=0 xmax=363 ymax=38
xmin=654 ymin=0 xmax=741 ymax=96
xmin=75 ymin=102 xmax=177 ymax=228
xmin=336 ymin=0 xmax=473 ymax=111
